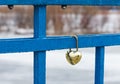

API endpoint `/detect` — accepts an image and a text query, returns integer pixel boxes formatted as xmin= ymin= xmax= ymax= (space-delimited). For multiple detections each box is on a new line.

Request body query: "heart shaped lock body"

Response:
xmin=66 ymin=50 xmax=82 ymax=65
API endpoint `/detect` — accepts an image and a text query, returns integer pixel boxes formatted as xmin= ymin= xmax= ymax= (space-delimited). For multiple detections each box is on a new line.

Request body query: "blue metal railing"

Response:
xmin=0 ymin=0 xmax=120 ymax=84
xmin=1 ymin=0 xmax=120 ymax=5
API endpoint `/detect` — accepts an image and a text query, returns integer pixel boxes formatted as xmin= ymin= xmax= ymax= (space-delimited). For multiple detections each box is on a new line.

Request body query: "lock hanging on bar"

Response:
xmin=8 ymin=5 xmax=14 ymax=10
xmin=66 ymin=35 xmax=82 ymax=65
xmin=61 ymin=5 xmax=67 ymax=9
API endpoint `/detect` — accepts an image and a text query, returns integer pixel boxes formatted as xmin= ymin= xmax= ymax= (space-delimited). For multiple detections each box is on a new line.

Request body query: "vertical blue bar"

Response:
xmin=95 ymin=47 xmax=105 ymax=84
xmin=34 ymin=5 xmax=46 ymax=84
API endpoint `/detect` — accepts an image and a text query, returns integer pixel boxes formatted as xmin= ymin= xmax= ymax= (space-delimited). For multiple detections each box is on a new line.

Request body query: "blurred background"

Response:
xmin=0 ymin=6 xmax=120 ymax=84
xmin=0 ymin=6 xmax=120 ymax=35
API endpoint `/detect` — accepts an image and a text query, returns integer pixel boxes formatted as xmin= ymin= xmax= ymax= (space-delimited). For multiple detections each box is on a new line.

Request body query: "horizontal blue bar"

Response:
xmin=0 ymin=0 xmax=41 ymax=5
xmin=0 ymin=34 xmax=120 ymax=53
xmin=0 ymin=0 xmax=120 ymax=5
xmin=44 ymin=0 xmax=120 ymax=6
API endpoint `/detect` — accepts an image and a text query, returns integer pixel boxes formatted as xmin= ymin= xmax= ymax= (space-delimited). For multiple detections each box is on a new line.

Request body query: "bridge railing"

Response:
xmin=0 ymin=0 xmax=120 ymax=84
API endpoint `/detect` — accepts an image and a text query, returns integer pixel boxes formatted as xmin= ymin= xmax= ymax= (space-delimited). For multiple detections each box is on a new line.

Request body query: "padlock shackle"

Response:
xmin=72 ymin=35 xmax=78 ymax=51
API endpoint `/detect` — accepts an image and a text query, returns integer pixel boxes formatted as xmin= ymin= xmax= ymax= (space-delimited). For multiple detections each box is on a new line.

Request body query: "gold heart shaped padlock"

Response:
xmin=66 ymin=35 xmax=82 ymax=65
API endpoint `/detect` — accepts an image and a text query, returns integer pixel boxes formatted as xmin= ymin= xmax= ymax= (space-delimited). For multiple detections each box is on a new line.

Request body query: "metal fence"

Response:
xmin=0 ymin=0 xmax=120 ymax=84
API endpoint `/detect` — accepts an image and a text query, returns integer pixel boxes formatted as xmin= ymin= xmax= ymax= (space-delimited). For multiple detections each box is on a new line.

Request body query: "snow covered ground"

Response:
xmin=0 ymin=33 xmax=120 ymax=84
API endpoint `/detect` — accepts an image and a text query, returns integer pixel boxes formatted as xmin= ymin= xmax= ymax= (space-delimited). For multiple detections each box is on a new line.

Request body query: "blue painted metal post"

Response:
xmin=34 ymin=5 xmax=46 ymax=84
xmin=95 ymin=47 xmax=105 ymax=84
